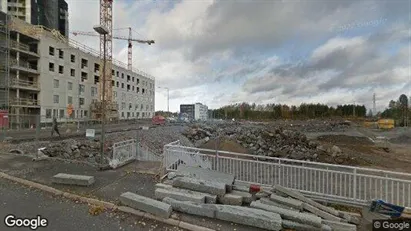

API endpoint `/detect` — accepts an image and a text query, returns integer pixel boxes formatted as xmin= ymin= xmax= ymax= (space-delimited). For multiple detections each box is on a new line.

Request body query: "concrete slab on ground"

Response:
xmin=176 ymin=165 xmax=235 ymax=188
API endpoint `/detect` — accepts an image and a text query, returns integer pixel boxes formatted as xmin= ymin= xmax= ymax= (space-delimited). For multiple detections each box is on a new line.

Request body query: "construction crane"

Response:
xmin=70 ymin=28 xmax=154 ymax=70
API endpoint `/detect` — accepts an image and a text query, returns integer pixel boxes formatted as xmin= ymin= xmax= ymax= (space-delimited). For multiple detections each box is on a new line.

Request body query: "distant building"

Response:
xmin=180 ymin=103 xmax=208 ymax=121
xmin=0 ymin=0 xmax=69 ymax=37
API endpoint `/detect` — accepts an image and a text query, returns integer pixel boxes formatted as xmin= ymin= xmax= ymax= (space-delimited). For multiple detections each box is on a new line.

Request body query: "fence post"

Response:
xmin=135 ymin=134 xmax=140 ymax=160
xmin=278 ymin=160 xmax=281 ymax=186
xmin=353 ymin=168 xmax=357 ymax=201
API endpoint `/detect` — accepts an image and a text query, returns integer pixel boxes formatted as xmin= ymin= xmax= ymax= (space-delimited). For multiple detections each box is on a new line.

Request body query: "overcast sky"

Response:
xmin=66 ymin=0 xmax=411 ymax=113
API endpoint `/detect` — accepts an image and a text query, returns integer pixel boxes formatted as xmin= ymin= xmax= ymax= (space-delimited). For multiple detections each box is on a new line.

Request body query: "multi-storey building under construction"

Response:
xmin=0 ymin=11 xmax=155 ymax=129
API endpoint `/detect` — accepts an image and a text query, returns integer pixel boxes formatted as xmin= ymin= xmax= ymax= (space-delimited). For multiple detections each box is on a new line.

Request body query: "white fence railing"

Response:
xmin=110 ymin=139 xmax=162 ymax=168
xmin=163 ymin=141 xmax=411 ymax=207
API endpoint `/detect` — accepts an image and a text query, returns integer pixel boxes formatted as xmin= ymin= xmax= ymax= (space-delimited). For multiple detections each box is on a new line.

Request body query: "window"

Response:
xmin=136 ymin=112 xmax=139 ymax=118
xmin=121 ymin=102 xmax=125 ymax=109
xmin=116 ymin=71 xmax=119 ymax=77
xmin=129 ymin=103 xmax=132 ymax=109
xmin=79 ymin=84 xmax=85 ymax=95
xmin=53 ymin=109 xmax=58 ymax=117
xmin=146 ymin=104 xmax=149 ymax=110
xmin=79 ymin=98 xmax=84 ymax=106
xmin=70 ymin=69 xmax=75 ymax=77
xmin=132 ymin=86 xmax=134 ymax=91
xmin=84 ymin=110 xmax=88 ymax=117
xmin=121 ymin=73 xmax=124 ymax=79
xmin=127 ymin=75 xmax=130 ymax=82
xmin=58 ymin=65 xmax=64 ymax=74
xmin=135 ymin=104 xmax=138 ymax=110
xmin=71 ymin=54 xmax=75 ymax=63
xmin=91 ymin=87 xmax=97 ymax=97
xmin=132 ymin=77 xmax=135 ymax=82
xmin=94 ymin=63 xmax=99 ymax=72
xmin=112 ymin=70 xmax=115 ymax=76
xmin=116 ymin=82 xmax=119 ymax=87
xmin=127 ymin=112 xmax=130 ymax=118
xmin=94 ymin=76 xmax=99 ymax=84
xmin=49 ymin=46 xmax=55 ymax=56
xmin=137 ymin=78 xmax=140 ymax=84
xmin=59 ymin=109 xmax=64 ymax=118
xmin=68 ymin=82 xmax=72 ymax=90
xmin=81 ymin=59 xmax=88 ymax=68
xmin=136 ymin=87 xmax=139 ymax=93
xmin=140 ymin=104 xmax=143 ymax=110
xmin=142 ymin=88 xmax=145 ymax=94
xmin=127 ymin=84 xmax=130 ymax=91
xmin=49 ymin=62 xmax=55 ymax=72
xmin=121 ymin=112 xmax=124 ymax=118
xmin=113 ymin=91 xmax=117 ymax=98
xmin=46 ymin=109 xmax=52 ymax=118
xmin=121 ymin=83 xmax=124 ymax=88
xmin=121 ymin=93 xmax=125 ymax=100
xmin=151 ymin=105 xmax=154 ymax=111
xmin=81 ymin=72 xmax=88 ymax=82
xmin=111 ymin=80 xmax=115 ymax=86
xmin=132 ymin=112 xmax=134 ymax=117
xmin=53 ymin=79 xmax=59 ymax=88
xmin=59 ymin=49 xmax=64 ymax=59
xmin=53 ymin=95 xmax=59 ymax=104
xmin=68 ymin=96 xmax=73 ymax=104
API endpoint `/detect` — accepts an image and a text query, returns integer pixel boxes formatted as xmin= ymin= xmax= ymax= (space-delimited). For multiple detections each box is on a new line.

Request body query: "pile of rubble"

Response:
xmin=120 ymin=166 xmax=360 ymax=231
xmin=182 ymin=124 xmax=347 ymax=163
xmin=285 ymin=120 xmax=351 ymax=133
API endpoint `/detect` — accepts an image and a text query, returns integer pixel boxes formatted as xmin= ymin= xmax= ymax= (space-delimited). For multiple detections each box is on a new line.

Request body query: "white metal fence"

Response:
xmin=163 ymin=140 xmax=411 ymax=207
xmin=110 ymin=139 xmax=162 ymax=168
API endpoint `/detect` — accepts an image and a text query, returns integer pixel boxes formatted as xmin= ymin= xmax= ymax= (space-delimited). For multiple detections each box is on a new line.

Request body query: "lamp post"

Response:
xmin=157 ymin=86 xmax=169 ymax=113
xmin=93 ymin=25 xmax=109 ymax=167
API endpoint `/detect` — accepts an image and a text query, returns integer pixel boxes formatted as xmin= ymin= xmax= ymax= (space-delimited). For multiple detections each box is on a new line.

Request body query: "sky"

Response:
xmin=66 ymin=0 xmax=411 ymax=113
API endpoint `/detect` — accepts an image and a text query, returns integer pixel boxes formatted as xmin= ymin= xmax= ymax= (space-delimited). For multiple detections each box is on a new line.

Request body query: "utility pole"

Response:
xmin=373 ymin=93 xmax=376 ymax=117
xmin=353 ymin=101 xmax=356 ymax=117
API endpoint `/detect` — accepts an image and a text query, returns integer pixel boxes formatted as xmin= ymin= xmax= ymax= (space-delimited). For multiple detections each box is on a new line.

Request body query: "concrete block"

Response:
xmin=173 ymin=177 xmax=226 ymax=196
xmin=155 ymin=185 xmax=217 ymax=204
xmin=214 ymin=205 xmax=282 ymax=231
xmin=176 ymin=165 xmax=235 ymax=187
xmin=303 ymin=203 xmax=342 ymax=222
xmin=232 ymin=185 xmax=249 ymax=193
xmin=162 ymin=197 xmax=216 ymax=218
xmin=338 ymin=211 xmax=360 ymax=224
xmin=52 ymin=173 xmax=95 ymax=186
xmin=270 ymin=194 xmax=303 ymax=211
xmin=260 ymin=198 xmax=299 ymax=211
xmin=155 ymin=183 xmax=173 ymax=189
xmin=119 ymin=192 xmax=172 ymax=219
xmin=155 ymin=188 xmax=205 ymax=203
xmin=322 ymin=220 xmax=357 ymax=231
xmin=274 ymin=185 xmax=340 ymax=217
xmin=282 ymin=220 xmax=332 ymax=231
xmin=219 ymin=194 xmax=243 ymax=206
xmin=250 ymin=201 xmax=322 ymax=228
xmin=230 ymin=190 xmax=255 ymax=203
xmin=256 ymin=191 xmax=271 ymax=199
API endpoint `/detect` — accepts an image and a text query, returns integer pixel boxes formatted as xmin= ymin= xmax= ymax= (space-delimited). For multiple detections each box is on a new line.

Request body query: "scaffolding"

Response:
xmin=0 ymin=12 xmax=10 ymax=112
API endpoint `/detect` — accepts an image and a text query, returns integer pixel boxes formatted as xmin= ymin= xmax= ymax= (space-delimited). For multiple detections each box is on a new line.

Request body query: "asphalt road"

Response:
xmin=0 ymin=178 xmax=182 ymax=231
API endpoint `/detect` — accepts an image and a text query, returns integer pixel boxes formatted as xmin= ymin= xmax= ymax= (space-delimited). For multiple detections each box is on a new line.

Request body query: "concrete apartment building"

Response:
xmin=0 ymin=12 xmax=155 ymax=127
xmin=180 ymin=103 xmax=208 ymax=121
xmin=1 ymin=0 xmax=69 ymax=37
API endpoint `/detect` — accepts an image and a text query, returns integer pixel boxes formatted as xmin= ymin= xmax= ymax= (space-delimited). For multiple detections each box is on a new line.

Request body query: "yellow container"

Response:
xmin=377 ymin=119 xmax=395 ymax=129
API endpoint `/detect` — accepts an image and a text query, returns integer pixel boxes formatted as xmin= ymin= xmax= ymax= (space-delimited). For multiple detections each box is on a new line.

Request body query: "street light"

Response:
xmin=157 ymin=86 xmax=169 ymax=113
xmin=94 ymin=25 xmax=108 ymax=167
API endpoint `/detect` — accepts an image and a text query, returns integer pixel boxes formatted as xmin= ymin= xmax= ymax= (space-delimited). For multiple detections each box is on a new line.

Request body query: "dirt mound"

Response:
xmin=317 ymin=135 xmax=373 ymax=145
xmin=389 ymin=134 xmax=411 ymax=144
xmin=200 ymin=138 xmax=249 ymax=154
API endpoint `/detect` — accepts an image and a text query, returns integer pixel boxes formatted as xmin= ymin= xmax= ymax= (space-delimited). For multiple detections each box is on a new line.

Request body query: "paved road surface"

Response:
xmin=0 ymin=178 xmax=182 ymax=231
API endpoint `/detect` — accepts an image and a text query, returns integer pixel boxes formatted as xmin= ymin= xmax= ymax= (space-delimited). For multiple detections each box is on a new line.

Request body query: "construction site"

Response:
xmin=0 ymin=1 xmax=411 ymax=231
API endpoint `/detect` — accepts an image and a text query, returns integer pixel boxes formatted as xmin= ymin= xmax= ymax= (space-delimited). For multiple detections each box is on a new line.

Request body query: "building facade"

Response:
xmin=0 ymin=0 xmax=69 ymax=37
xmin=180 ymin=103 xmax=208 ymax=121
xmin=2 ymin=13 xmax=155 ymax=128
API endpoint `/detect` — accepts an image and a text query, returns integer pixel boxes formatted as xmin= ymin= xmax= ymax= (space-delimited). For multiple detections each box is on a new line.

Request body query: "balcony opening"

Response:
xmin=121 ymin=73 xmax=124 ymax=79
xmin=137 ymin=78 xmax=140 ymax=84
xmin=132 ymin=86 xmax=134 ymax=91
xmin=81 ymin=59 xmax=88 ymax=68
xmin=81 ymin=72 xmax=88 ymax=82
xmin=116 ymin=81 xmax=119 ymax=87
xmin=71 ymin=54 xmax=75 ymax=63
xmin=142 ymin=88 xmax=145 ymax=94
xmin=49 ymin=62 xmax=54 ymax=72
xmin=127 ymin=75 xmax=130 ymax=82
xmin=136 ymin=87 xmax=139 ymax=93
xmin=58 ymin=65 xmax=64 ymax=74
xmin=116 ymin=71 xmax=119 ymax=77
xmin=70 ymin=69 xmax=75 ymax=77
xmin=111 ymin=80 xmax=115 ymax=86
xmin=94 ymin=63 xmax=99 ymax=73
xmin=121 ymin=83 xmax=124 ymax=89
xmin=127 ymin=84 xmax=130 ymax=91
xmin=59 ymin=49 xmax=64 ymax=59
xmin=49 ymin=46 xmax=54 ymax=56
xmin=94 ymin=76 xmax=99 ymax=84
xmin=79 ymin=98 xmax=84 ymax=106
xmin=112 ymin=70 xmax=115 ymax=76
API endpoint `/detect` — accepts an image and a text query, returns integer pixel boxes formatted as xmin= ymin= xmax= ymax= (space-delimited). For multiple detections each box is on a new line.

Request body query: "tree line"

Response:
xmin=380 ymin=94 xmax=409 ymax=126
xmin=208 ymin=103 xmax=367 ymax=120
